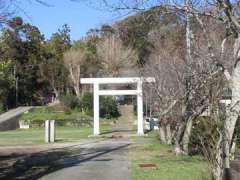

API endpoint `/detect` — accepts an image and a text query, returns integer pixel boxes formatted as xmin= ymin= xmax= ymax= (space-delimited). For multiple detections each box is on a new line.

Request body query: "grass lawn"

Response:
xmin=0 ymin=122 xmax=114 ymax=146
xmin=0 ymin=105 xmax=117 ymax=146
xmin=129 ymin=132 xmax=211 ymax=180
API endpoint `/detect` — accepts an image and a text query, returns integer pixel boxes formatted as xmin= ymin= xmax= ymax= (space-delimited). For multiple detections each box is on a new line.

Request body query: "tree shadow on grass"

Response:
xmin=0 ymin=142 xmax=130 ymax=180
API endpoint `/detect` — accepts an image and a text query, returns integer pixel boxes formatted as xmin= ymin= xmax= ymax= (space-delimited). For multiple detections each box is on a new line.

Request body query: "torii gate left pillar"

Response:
xmin=80 ymin=77 xmax=155 ymax=136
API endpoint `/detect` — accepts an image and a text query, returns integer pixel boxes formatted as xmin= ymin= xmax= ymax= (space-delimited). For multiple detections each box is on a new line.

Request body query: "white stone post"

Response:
xmin=50 ymin=120 xmax=55 ymax=143
xmin=93 ymin=83 xmax=100 ymax=135
xmin=137 ymin=80 xmax=144 ymax=135
xmin=45 ymin=120 xmax=50 ymax=143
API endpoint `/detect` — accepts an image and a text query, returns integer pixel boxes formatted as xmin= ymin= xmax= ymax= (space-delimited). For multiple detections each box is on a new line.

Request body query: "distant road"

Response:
xmin=0 ymin=106 xmax=34 ymax=130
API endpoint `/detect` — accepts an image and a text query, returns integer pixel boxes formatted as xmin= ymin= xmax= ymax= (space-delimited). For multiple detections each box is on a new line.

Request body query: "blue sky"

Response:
xmin=17 ymin=0 xmax=120 ymax=40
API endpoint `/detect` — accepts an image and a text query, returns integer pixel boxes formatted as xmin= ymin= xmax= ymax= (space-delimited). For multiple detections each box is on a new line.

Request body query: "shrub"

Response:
xmin=57 ymin=92 xmax=120 ymax=119
xmin=59 ymin=94 xmax=80 ymax=109
xmin=100 ymin=96 xmax=120 ymax=119
xmin=133 ymin=99 xmax=137 ymax=116
xmin=189 ymin=116 xmax=219 ymax=155
xmin=21 ymin=107 xmax=92 ymax=127
xmin=80 ymin=92 xmax=120 ymax=119
xmin=0 ymin=102 xmax=4 ymax=114
xmin=80 ymin=92 xmax=93 ymax=115
xmin=234 ymin=118 xmax=240 ymax=147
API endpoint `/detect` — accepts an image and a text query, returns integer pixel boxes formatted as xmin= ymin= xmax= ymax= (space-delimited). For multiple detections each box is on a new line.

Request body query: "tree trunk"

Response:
xmin=230 ymin=135 xmax=237 ymax=161
xmin=53 ymin=87 xmax=59 ymax=100
xmin=159 ymin=125 xmax=167 ymax=144
xmin=174 ymin=122 xmax=185 ymax=155
xmin=166 ymin=124 xmax=172 ymax=145
xmin=224 ymin=97 xmax=239 ymax=169
xmin=69 ymin=65 xmax=81 ymax=98
xmin=74 ymin=85 xmax=81 ymax=97
xmin=179 ymin=0 xmax=194 ymax=155
xmin=213 ymin=134 xmax=224 ymax=180
xmin=223 ymin=37 xmax=240 ymax=169
xmin=182 ymin=117 xmax=193 ymax=154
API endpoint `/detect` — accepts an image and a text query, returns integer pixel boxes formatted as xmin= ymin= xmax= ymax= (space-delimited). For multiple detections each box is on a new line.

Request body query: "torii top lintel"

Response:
xmin=80 ymin=77 xmax=155 ymax=84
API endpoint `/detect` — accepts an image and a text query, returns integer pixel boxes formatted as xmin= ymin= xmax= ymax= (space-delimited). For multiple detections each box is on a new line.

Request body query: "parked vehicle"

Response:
xmin=145 ymin=116 xmax=159 ymax=130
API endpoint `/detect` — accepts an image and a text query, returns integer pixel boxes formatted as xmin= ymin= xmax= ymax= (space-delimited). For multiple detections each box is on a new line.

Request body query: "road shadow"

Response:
xmin=100 ymin=129 xmax=136 ymax=135
xmin=0 ymin=142 xmax=130 ymax=180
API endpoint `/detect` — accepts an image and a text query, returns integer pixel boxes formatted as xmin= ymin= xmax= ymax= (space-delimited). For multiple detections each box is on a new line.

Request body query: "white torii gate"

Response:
xmin=80 ymin=77 xmax=155 ymax=136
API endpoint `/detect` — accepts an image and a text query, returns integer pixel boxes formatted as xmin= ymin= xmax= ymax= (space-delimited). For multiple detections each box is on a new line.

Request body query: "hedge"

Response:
xmin=21 ymin=107 xmax=92 ymax=127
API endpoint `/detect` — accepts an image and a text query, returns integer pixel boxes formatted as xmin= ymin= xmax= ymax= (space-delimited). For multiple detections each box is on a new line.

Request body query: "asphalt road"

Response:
xmin=39 ymin=139 xmax=131 ymax=180
xmin=40 ymin=106 xmax=134 ymax=180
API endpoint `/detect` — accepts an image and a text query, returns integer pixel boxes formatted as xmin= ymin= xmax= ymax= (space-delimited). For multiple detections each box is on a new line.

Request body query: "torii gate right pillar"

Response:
xmin=137 ymin=80 xmax=144 ymax=136
xmin=93 ymin=82 xmax=100 ymax=136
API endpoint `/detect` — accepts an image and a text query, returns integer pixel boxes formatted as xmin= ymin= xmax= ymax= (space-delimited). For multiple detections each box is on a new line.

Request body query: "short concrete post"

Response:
xmin=45 ymin=120 xmax=55 ymax=143
xmin=50 ymin=120 xmax=55 ymax=143
xmin=45 ymin=120 xmax=50 ymax=143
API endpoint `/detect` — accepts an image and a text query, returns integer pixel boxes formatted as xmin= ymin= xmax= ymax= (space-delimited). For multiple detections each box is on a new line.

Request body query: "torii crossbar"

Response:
xmin=80 ymin=77 xmax=155 ymax=136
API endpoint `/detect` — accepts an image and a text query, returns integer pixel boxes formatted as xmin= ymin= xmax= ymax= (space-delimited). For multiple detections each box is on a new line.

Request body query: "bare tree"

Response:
xmin=0 ymin=0 xmax=50 ymax=25
xmin=144 ymin=24 xmax=185 ymax=145
xmin=39 ymin=58 xmax=66 ymax=99
xmin=96 ymin=34 xmax=138 ymax=77
xmin=136 ymin=4 xmax=234 ymax=180
xmin=64 ymin=48 xmax=85 ymax=97
xmin=0 ymin=0 xmax=11 ymax=24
